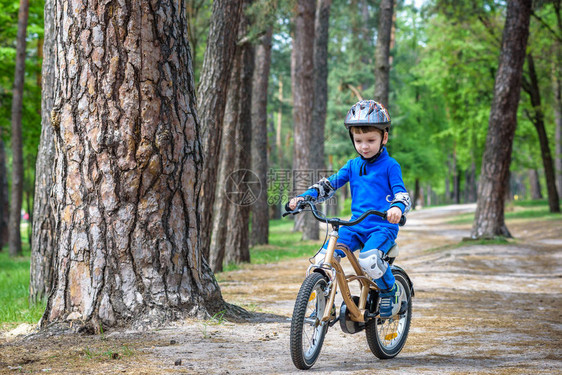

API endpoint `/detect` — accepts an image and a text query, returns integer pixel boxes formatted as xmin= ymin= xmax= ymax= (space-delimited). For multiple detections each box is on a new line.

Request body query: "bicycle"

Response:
xmin=284 ymin=200 xmax=414 ymax=370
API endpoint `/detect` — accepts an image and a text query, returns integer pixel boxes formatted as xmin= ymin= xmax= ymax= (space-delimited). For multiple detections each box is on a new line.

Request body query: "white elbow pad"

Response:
xmin=388 ymin=192 xmax=411 ymax=214
xmin=309 ymin=178 xmax=336 ymax=203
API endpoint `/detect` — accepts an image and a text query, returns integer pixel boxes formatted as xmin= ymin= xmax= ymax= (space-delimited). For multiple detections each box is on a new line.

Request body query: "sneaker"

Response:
xmin=379 ymin=283 xmax=400 ymax=318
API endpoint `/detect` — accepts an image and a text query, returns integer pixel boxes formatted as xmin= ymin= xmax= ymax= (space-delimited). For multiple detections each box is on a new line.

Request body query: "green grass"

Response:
xmin=221 ymin=219 xmax=325 ymax=272
xmin=446 ymin=199 xmax=561 ymax=224
xmin=0 ymin=242 xmax=46 ymax=329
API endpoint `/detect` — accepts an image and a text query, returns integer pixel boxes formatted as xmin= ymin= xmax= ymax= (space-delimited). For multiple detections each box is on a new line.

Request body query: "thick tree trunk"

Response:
xmin=374 ymin=0 xmax=394 ymax=108
xmin=30 ymin=0 xmax=56 ymax=302
xmin=8 ymin=0 xmax=29 ymax=257
xmin=0 ymin=138 xmax=8 ymax=249
xmin=291 ymin=0 xmax=316 ymax=238
xmin=43 ymin=0 xmax=223 ymax=330
xmin=250 ymin=27 xmax=273 ymax=247
xmin=225 ymin=13 xmax=255 ymax=265
xmin=471 ymin=0 xmax=532 ymax=239
xmin=198 ymin=1 xmax=243 ymax=260
xmin=523 ymin=54 xmax=560 ymax=212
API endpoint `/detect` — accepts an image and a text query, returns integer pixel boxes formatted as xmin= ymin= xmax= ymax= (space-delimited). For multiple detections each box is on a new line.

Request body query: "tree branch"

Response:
xmin=531 ymin=10 xmax=562 ymax=42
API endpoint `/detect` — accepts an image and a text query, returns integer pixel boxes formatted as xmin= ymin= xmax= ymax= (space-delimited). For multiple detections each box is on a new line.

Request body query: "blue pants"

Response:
xmin=322 ymin=225 xmax=396 ymax=291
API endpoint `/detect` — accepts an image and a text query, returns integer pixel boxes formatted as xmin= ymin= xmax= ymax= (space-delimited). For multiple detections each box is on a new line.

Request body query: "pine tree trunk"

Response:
xmin=374 ymin=0 xmax=394 ymax=108
xmin=553 ymin=69 xmax=562 ymax=196
xmin=30 ymin=0 xmax=56 ymax=302
xmin=452 ymin=150 xmax=460 ymax=204
xmin=471 ymin=0 xmax=532 ymax=239
xmin=412 ymin=178 xmax=420 ymax=209
xmin=306 ymin=0 xmax=331 ymax=241
xmin=0 ymin=138 xmax=8 ymax=249
xmin=465 ymin=161 xmax=477 ymax=203
xmin=554 ymin=0 xmax=562 ymax=198
xmin=43 ymin=0 xmax=223 ymax=330
xmin=529 ymin=169 xmax=542 ymax=199
xmin=291 ymin=0 xmax=316 ymax=238
xmin=250 ymin=27 xmax=273 ymax=247
xmin=523 ymin=54 xmax=560 ymax=212
xmin=209 ymin=36 xmax=244 ymax=273
xmin=8 ymin=0 xmax=29 ymax=257
xmin=198 ymin=0 xmax=243 ymax=260
xmin=224 ymin=9 xmax=255 ymax=265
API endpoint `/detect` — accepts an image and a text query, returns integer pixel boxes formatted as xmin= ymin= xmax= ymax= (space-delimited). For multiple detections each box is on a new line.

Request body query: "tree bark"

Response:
xmin=465 ymin=162 xmax=477 ymax=203
xmin=374 ymin=0 xmax=394 ymax=108
xmin=529 ymin=169 xmax=543 ymax=199
xmin=209 ymin=33 xmax=244 ymax=273
xmin=291 ymin=0 xmax=316 ymax=238
xmin=8 ymin=0 xmax=29 ymax=257
xmin=305 ymin=0 xmax=331 ymax=240
xmin=412 ymin=178 xmax=420 ymax=209
xmin=225 ymin=12 xmax=255 ymax=265
xmin=43 ymin=0 xmax=224 ymax=330
xmin=522 ymin=54 xmax=560 ymax=212
xmin=550 ymin=1 xmax=562 ymax=199
xmin=198 ymin=0 xmax=243 ymax=260
xmin=30 ymin=0 xmax=56 ymax=302
xmin=250 ymin=27 xmax=273 ymax=247
xmin=451 ymin=149 xmax=460 ymax=203
xmin=471 ymin=0 xmax=532 ymax=239
xmin=554 ymin=0 xmax=562 ymax=198
xmin=0 ymin=136 xmax=8 ymax=250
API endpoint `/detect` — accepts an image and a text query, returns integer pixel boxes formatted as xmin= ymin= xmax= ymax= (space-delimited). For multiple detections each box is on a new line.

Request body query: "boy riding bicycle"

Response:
xmin=287 ymin=100 xmax=411 ymax=318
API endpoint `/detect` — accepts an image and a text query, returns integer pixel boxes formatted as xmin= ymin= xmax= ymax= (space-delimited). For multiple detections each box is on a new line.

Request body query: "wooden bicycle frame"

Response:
xmin=313 ymin=226 xmax=381 ymax=324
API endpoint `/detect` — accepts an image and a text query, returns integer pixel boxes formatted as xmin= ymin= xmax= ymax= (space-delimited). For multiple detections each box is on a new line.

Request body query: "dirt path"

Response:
xmin=2 ymin=204 xmax=561 ymax=374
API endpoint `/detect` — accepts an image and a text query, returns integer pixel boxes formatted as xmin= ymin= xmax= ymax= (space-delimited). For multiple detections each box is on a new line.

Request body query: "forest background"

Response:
xmin=0 ymin=0 xmax=560 ymax=328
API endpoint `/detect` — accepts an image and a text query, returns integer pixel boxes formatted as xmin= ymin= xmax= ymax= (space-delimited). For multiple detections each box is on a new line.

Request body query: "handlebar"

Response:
xmin=283 ymin=199 xmax=406 ymax=227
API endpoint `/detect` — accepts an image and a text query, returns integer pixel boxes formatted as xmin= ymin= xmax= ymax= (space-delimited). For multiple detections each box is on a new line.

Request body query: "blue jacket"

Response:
xmin=300 ymin=148 xmax=408 ymax=232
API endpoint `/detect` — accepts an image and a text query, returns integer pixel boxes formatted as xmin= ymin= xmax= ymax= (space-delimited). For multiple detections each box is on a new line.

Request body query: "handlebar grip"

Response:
xmin=399 ymin=215 xmax=407 ymax=226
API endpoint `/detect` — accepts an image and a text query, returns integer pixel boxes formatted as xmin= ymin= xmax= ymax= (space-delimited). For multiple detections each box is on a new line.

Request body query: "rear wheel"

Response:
xmin=365 ymin=271 xmax=412 ymax=359
xmin=290 ymin=272 xmax=330 ymax=370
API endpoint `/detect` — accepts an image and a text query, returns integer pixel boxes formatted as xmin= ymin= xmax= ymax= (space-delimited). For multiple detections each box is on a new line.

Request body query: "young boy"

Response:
xmin=287 ymin=100 xmax=411 ymax=318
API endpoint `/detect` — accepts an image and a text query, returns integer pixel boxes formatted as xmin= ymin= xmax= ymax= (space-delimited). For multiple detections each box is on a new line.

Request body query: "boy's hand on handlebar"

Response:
xmin=288 ymin=196 xmax=305 ymax=211
xmin=386 ymin=206 xmax=402 ymax=224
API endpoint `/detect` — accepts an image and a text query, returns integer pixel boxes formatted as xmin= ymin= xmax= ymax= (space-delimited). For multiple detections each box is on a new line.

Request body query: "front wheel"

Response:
xmin=290 ymin=272 xmax=330 ymax=370
xmin=365 ymin=270 xmax=412 ymax=359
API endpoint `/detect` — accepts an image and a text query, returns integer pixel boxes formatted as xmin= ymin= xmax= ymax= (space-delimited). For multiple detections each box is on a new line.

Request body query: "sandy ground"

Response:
xmin=1 ymin=204 xmax=561 ymax=374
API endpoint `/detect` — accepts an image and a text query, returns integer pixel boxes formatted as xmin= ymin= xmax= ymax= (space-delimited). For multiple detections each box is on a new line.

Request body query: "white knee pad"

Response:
xmin=358 ymin=248 xmax=388 ymax=279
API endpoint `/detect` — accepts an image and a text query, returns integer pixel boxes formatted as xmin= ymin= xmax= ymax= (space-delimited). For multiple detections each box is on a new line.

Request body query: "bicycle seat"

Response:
xmin=386 ymin=244 xmax=399 ymax=258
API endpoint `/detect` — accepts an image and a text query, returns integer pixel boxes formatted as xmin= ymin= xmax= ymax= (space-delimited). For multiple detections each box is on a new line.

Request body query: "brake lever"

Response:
xmin=283 ymin=200 xmax=307 ymax=217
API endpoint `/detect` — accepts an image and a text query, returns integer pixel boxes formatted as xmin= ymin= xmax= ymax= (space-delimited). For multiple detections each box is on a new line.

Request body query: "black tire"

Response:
xmin=290 ymin=272 xmax=330 ymax=370
xmin=365 ymin=270 xmax=412 ymax=359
